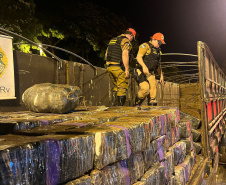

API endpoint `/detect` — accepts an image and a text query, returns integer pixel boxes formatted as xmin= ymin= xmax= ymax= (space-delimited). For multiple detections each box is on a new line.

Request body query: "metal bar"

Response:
xmin=161 ymin=64 xmax=198 ymax=68
xmin=208 ymin=115 xmax=223 ymax=135
xmin=163 ymin=68 xmax=198 ymax=75
xmin=205 ymin=77 xmax=226 ymax=89
xmin=0 ymin=27 xmax=62 ymax=63
xmin=161 ymin=61 xmax=198 ymax=64
xmin=162 ymin=53 xmax=198 ymax=57
xmin=198 ymin=41 xmax=209 ymax=158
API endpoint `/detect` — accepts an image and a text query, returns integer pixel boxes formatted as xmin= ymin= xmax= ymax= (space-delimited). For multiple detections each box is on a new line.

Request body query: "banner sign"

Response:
xmin=0 ymin=34 xmax=16 ymax=100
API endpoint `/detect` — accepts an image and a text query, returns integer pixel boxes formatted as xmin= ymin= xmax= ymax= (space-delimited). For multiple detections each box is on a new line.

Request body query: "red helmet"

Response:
xmin=126 ymin=28 xmax=136 ymax=38
xmin=151 ymin=32 xmax=166 ymax=44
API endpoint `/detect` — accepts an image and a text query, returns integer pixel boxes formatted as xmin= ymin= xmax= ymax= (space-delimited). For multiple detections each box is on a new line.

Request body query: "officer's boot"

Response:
xmin=147 ymin=94 xmax=157 ymax=106
xmin=134 ymin=96 xmax=145 ymax=106
xmin=117 ymin=96 xmax=126 ymax=106
xmin=112 ymin=91 xmax=117 ymax=106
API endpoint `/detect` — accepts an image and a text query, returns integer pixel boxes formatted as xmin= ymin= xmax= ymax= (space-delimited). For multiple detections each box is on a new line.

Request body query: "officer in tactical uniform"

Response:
xmin=135 ymin=32 xmax=165 ymax=106
xmin=105 ymin=28 xmax=136 ymax=106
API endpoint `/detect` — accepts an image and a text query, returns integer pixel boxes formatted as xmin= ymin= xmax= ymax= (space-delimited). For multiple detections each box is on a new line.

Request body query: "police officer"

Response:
xmin=105 ymin=28 xmax=136 ymax=106
xmin=135 ymin=32 xmax=165 ymax=106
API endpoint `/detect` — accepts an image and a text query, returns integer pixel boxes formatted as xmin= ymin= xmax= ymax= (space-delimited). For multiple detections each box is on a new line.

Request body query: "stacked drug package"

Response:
xmin=0 ymin=106 xmax=202 ymax=185
xmin=0 ymin=133 xmax=94 ymax=185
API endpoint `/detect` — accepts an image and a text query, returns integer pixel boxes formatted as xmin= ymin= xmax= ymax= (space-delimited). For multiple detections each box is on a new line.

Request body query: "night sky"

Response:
xmin=93 ymin=0 xmax=226 ymax=68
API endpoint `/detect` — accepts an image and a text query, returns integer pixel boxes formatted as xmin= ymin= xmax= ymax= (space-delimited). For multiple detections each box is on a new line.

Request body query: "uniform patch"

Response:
xmin=140 ymin=44 xmax=146 ymax=48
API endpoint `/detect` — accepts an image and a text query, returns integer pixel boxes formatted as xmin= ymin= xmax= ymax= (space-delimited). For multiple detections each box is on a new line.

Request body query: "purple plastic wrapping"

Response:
xmin=116 ymin=116 xmax=156 ymax=146
xmin=166 ymin=131 xmax=172 ymax=148
xmin=175 ymin=126 xmax=180 ymax=143
xmin=141 ymin=163 xmax=165 ymax=185
xmin=150 ymin=137 xmax=166 ymax=163
xmin=161 ymin=151 xmax=174 ymax=184
xmin=64 ymin=175 xmax=91 ymax=185
xmin=174 ymin=166 xmax=186 ymax=185
xmin=0 ymin=134 xmax=94 ymax=185
xmin=40 ymin=135 xmax=94 ymax=184
xmin=179 ymin=156 xmax=193 ymax=183
xmin=178 ymin=120 xmax=192 ymax=138
xmin=191 ymin=147 xmax=196 ymax=167
xmin=169 ymin=141 xmax=186 ymax=165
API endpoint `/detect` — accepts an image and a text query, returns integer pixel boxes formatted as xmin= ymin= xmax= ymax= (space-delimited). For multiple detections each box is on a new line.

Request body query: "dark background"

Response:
xmin=93 ymin=0 xmax=226 ymax=69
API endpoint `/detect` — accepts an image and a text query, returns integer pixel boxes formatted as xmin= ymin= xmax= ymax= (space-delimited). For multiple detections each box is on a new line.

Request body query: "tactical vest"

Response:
xmin=106 ymin=36 xmax=128 ymax=64
xmin=143 ymin=42 xmax=161 ymax=72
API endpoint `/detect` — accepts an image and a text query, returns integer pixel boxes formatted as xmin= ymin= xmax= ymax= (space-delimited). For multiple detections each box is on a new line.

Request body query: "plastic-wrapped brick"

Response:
xmin=90 ymin=162 xmax=128 ymax=185
xmin=127 ymin=152 xmax=145 ymax=184
xmin=64 ymin=175 xmax=91 ymax=185
xmin=0 ymin=134 xmax=94 ymax=185
xmin=178 ymin=120 xmax=192 ymax=138
xmin=193 ymin=142 xmax=202 ymax=154
xmin=141 ymin=163 xmax=165 ymax=185
xmin=191 ymin=129 xmax=201 ymax=142
xmin=179 ymin=112 xmax=201 ymax=129
xmin=179 ymin=156 xmax=193 ymax=183
xmin=119 ymin=114 xmax=160 ymax=140
xmin=180 ymin=135 xmax=193 ymax=155
xmin=151 ymin=137 xmax=166 ymax=163
xmin=161 ymin=151 xmax=174 ymax=184
xmin=105 ymin=120 xmax=151 ymax=153
xmin=39 ymin=135 xmax=94 ymax=184
xmin=220 ymin=145 xmax=226 ymax=163
xmin=143 ymin=142 xmax=155 ymax=171
xmin=166 ymin=131 xmax=172 ymax=148
xmin=169 ymin=108 xmax=180 ymax=127
xmin=191 ymin=147 xmax=196 ymax=167
xmin=61 ymin=125 xmax=128 ymax=169
xmin=169 ymin=141 xmax=186 ymax=165
xmin=175 ymin=126 xmax=180 ymax=143
xmin=115 ymin=116 xmax=155 ymax=142
xmin=90 ymin=152 xmax=144 ymax=185
xmin=174 ymin=166 xmax=186 ymax=185
xmin=171 ymin=127 xmax=176 ymax=145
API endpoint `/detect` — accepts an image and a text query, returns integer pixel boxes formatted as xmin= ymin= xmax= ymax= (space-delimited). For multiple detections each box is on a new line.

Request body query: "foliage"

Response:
xmin=0 ymin=0 xmax=134 ymax=66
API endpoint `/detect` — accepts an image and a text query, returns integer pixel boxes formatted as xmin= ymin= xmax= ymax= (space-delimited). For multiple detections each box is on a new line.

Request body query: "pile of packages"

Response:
xmin=0 ymin=106 xmax=205 ymax=185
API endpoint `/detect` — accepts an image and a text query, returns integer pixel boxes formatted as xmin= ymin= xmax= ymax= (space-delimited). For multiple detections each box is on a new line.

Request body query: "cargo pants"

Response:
xmin=136 ymin=69 xmax=157 ymax=102
xmin=107 ymin=65 xmax=128 ymax=96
